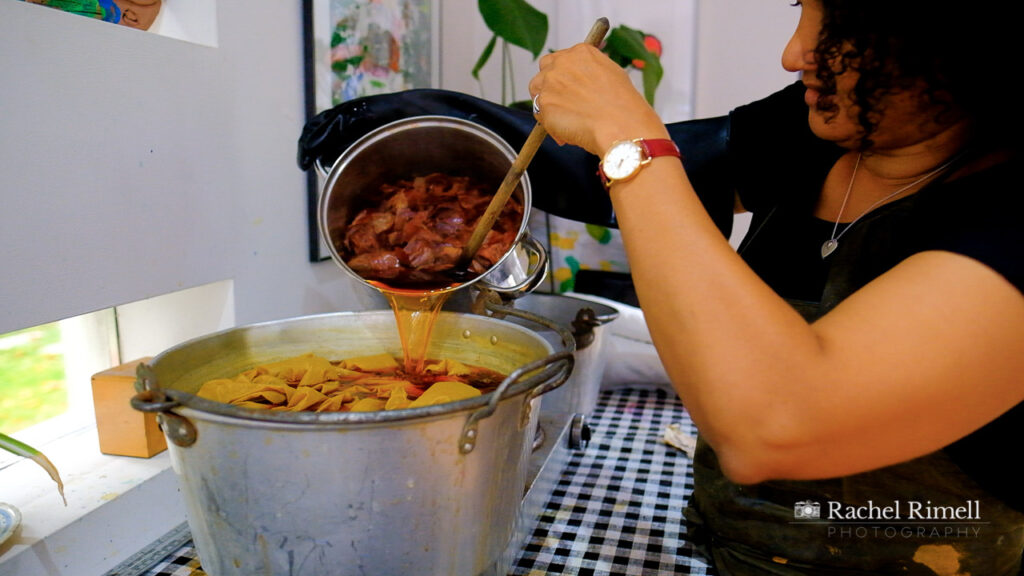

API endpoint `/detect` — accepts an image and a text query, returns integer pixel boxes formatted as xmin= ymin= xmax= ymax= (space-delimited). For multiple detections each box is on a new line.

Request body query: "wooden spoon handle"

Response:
xmin=460 ymin=17 xmax=611 ymax=265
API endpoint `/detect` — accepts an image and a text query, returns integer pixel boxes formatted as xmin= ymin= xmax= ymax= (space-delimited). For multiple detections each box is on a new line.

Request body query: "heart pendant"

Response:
xmin=821 ymin=239 xmax=838 ymax=259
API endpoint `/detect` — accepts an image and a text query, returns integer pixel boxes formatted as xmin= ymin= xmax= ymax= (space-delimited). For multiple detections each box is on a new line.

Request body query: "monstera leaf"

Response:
xmin=603 ymin=25 xmax=664 ymax=105
xmin=472 ymin=0 xmax=548 ymax=80
xmin=471 ymin=3 xmax=664 ymax=107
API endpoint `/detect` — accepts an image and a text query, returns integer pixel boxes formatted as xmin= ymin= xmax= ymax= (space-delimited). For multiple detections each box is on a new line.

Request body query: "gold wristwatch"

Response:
xmin=598 ymin=138 xmax=681 ymax=188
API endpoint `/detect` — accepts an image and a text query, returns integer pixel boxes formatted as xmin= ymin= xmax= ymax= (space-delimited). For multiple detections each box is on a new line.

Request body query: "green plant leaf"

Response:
xmin=477 ymin=0 xmax=548 ymax=59
xmin=604 ymin=26 xmax=648 ymax=62
xmin=603 ymin=25 xmax=663 ymax=105
xmin=640 ymin=57 xmax=664 ymax=105
xmin=472 ymin=34 xmax=498 ymax=80
xmin=1 ymin=432 xmax=66 ymax=505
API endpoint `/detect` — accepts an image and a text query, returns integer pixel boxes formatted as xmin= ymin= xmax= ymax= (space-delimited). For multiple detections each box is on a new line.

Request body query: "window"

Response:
xmin=0 ymin=308 xmax=118 ymax=468
xmin=0 ymin=280 xmax=234 ymax=469
xmin=0 ymin=322 xmax=69 ymax=433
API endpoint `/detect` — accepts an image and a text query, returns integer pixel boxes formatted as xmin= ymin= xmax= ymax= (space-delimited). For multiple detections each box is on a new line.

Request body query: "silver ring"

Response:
xmin=532 ymin=93 xmax=541 ymax=115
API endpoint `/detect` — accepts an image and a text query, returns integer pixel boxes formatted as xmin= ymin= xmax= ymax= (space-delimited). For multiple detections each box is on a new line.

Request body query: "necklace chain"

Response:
xmin=820 ymin=153 xmax=958 ymax=259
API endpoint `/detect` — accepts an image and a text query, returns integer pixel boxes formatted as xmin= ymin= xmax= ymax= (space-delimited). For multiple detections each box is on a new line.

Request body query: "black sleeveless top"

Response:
xmin=726 ymin=82 xmax=1024 ymax=513
xmin=683 ymin=83 xmax=1024 ymax=575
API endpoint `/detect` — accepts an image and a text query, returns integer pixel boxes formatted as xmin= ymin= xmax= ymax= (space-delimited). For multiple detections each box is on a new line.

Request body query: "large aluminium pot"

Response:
xmin=132 ymin=311 xmax=572 ymax=576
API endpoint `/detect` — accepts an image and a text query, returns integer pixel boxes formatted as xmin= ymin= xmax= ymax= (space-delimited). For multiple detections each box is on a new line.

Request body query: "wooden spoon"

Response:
xmin=458 ymin=17 xmax=611 ymax=270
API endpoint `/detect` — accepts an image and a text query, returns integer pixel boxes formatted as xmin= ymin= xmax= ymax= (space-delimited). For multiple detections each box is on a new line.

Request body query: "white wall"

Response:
xmin=694 ymin=1 xmax=799 ymax=117
xmin=1 ymin=0 xmax=797 ymax=337
xmin=0 ymin=0 xmax=360 ymax=336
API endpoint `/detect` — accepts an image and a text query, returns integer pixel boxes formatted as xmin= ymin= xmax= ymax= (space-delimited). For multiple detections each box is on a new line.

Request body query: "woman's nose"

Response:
xmin=781 ymin=32 xmax=810 ymax=73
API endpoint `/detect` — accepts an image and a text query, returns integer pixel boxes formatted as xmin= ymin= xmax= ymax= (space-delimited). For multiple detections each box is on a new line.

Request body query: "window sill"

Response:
xmin=0 ymin=424 xmax=186 ymax=576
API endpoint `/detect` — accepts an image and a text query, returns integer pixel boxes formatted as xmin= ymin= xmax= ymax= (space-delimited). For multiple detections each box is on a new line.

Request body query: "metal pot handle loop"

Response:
xmin=477 ymin=232 xmax=549 ymax=297
xmin=314 ymin=157 xmax=332 ymax=179
xmin=131 ymin=363 xmax=179 ymax=412
xmin=130 ymin=388 xmax=180 ymax=414
xmin=481 ymin=296 xmax=574 ymax=350
xmin=458 ymin=350 xmax=573 ymax=454
xmin=131 ymin=363 xmax=198 ymax=447
xmin=481 ymin=293 xmax=579 ymax=412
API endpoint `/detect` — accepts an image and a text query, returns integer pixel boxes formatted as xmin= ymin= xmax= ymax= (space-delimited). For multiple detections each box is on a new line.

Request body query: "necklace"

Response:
xmin=820 ymin=153 xmax=958 ymax=259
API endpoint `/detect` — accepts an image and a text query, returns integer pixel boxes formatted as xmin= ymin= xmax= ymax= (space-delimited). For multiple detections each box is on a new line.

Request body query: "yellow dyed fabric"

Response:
xmin=340 ymin=353 xmax=399 ymax=372
xmin=423 ymin=358 xmax=472 ymax=377
xmin=408 ymin=381 xmax=481 ymax=408
xmin=196 ymin=353 xmax=498 ymax=414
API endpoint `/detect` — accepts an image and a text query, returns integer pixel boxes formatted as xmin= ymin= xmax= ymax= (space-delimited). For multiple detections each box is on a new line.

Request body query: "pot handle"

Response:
xmin=474 ymin=291 xmax=573 ymax=345
xmin=458 ymin=349 xmax=573 ymax=454
xmin=457 ymin=295 xmax=576 ymax=454
xmin=487 ymin=301 xmax=578 ymax=406
xmin=130 ymin=364 xmax=199 ymax=447
xmin=313 ymin=157 xmax=332 ymax=179
xmin=477 ymin=232 xmax=549 ymax=297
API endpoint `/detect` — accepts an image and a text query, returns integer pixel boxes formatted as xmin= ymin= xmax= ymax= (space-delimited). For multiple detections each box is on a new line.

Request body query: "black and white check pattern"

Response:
xmin=512 ymin=385 xmax=715 ymax=575
xmin=133 ymin=545 xmax=199 ymax=576
xmin=126 ymin=386 xmax=715 ymax=576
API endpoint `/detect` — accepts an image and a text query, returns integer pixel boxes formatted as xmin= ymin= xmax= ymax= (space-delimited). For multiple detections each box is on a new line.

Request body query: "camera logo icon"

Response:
xmin=794 ymin=500 xmax=821 ymax=520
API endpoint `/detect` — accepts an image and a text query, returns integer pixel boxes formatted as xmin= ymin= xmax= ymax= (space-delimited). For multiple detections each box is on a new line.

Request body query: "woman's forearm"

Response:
xmin=608 ymin=158 xmax=835 ymax=481
xmin=608 ymin=156 xmax=1024 ymax=486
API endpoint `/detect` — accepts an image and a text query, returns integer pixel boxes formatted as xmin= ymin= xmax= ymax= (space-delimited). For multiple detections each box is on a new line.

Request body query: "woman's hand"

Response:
xmin=528 ymin=44 xmax=669 ymax=156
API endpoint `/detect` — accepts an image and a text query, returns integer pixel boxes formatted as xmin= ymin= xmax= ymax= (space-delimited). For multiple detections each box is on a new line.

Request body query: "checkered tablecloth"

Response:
xmin=512 ymin=385 xmax=714 ymax=576
xmin=116 ymin=385 xmax=716 ymax=576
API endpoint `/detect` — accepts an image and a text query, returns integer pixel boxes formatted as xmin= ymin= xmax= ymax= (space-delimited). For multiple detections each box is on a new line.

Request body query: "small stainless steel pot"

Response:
xmin=500 ymin=293 xmax=618 ymax=415
xmin=455 ymin=291 xmax=619 ymax=416
xmin=317 ymin=116 xmax=547 ymax=298
xmin=132 ymin=311 xmax=572 ymax=576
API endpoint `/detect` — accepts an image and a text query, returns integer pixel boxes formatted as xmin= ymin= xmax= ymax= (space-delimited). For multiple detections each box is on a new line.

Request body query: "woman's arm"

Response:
xmin=530 ymin=43 xmax=1024 ymax=484
xmin=297 ymin=88 xmax=738 ymax=234
xmin=617 ymin=160 xmax=1024 ymax=484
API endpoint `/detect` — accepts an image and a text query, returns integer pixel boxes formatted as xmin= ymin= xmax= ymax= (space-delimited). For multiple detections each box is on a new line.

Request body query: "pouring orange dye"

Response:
xmin=370 ymin=282 xmax=457 ymax=374
xmin=341 ymin=172 xmax=523 ymax=373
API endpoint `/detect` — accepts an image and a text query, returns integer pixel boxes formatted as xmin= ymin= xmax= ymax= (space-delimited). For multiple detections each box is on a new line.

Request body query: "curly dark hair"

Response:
xmin=812 ymin=0 xmax=1013 ymax=151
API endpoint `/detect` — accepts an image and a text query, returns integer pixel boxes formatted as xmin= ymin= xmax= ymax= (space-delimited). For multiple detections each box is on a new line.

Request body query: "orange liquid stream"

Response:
xmin=370 ymin=281 xmax=460 ymax=374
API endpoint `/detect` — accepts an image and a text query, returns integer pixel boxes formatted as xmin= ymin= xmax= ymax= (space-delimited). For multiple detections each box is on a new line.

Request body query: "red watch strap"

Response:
xmin=598 ymin=138 xmax=681 ymax=189
xmin=638 ymin=138 xmax=681 ymax=160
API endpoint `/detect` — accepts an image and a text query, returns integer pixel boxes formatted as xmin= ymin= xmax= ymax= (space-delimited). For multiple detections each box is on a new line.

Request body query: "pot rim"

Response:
xmin=317 ymin=115 xmax=534 ymax=296
xmin=136 ymin=310 xmax=569 ymax=427
xmin=514 ymin=292 xmax=620 ymax=326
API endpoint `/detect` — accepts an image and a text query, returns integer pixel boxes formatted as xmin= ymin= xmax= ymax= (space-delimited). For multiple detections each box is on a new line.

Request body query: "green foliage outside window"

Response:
xmin=0 ymin=323 xmax=68 ymax=504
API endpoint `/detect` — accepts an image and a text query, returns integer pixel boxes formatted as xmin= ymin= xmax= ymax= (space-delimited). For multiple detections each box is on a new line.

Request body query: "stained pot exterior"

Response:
xmin=139 ymin=311 xmax=568 ymax=576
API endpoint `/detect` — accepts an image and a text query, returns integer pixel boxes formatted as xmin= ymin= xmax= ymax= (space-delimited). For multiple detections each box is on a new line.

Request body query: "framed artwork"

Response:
xmin=18 ymin=0 xmax=164 ymax=29
xmin=302 ymin=0 xmax=440 ymax=261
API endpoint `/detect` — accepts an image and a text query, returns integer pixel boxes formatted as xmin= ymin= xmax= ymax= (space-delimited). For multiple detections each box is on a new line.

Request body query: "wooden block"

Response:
xmin=91 ymin=358 xmax=167 ymax=458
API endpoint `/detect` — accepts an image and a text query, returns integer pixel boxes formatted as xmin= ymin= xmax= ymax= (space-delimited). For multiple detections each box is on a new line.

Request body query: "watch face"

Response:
xmin=603 ymin=141 xmax=644 ymax=180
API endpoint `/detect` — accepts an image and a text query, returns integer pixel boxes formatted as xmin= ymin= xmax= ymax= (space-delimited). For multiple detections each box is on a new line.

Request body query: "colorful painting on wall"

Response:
xmin=19 ymin=0 xmax=163 ymax=31
xmin=308 ymin=0 xmax=437 ymax=111
xmin=329 ymin=0 xmax=434 ymax=104
xmin=302 ymin=0 xmax=438 ymax=261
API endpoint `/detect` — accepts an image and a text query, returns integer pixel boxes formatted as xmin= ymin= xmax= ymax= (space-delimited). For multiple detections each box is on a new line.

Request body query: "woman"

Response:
xmin=527 ymin=0 xmax=1024 ymax=573
xmin=298 ymin=1 xmax=1023 ymax=571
